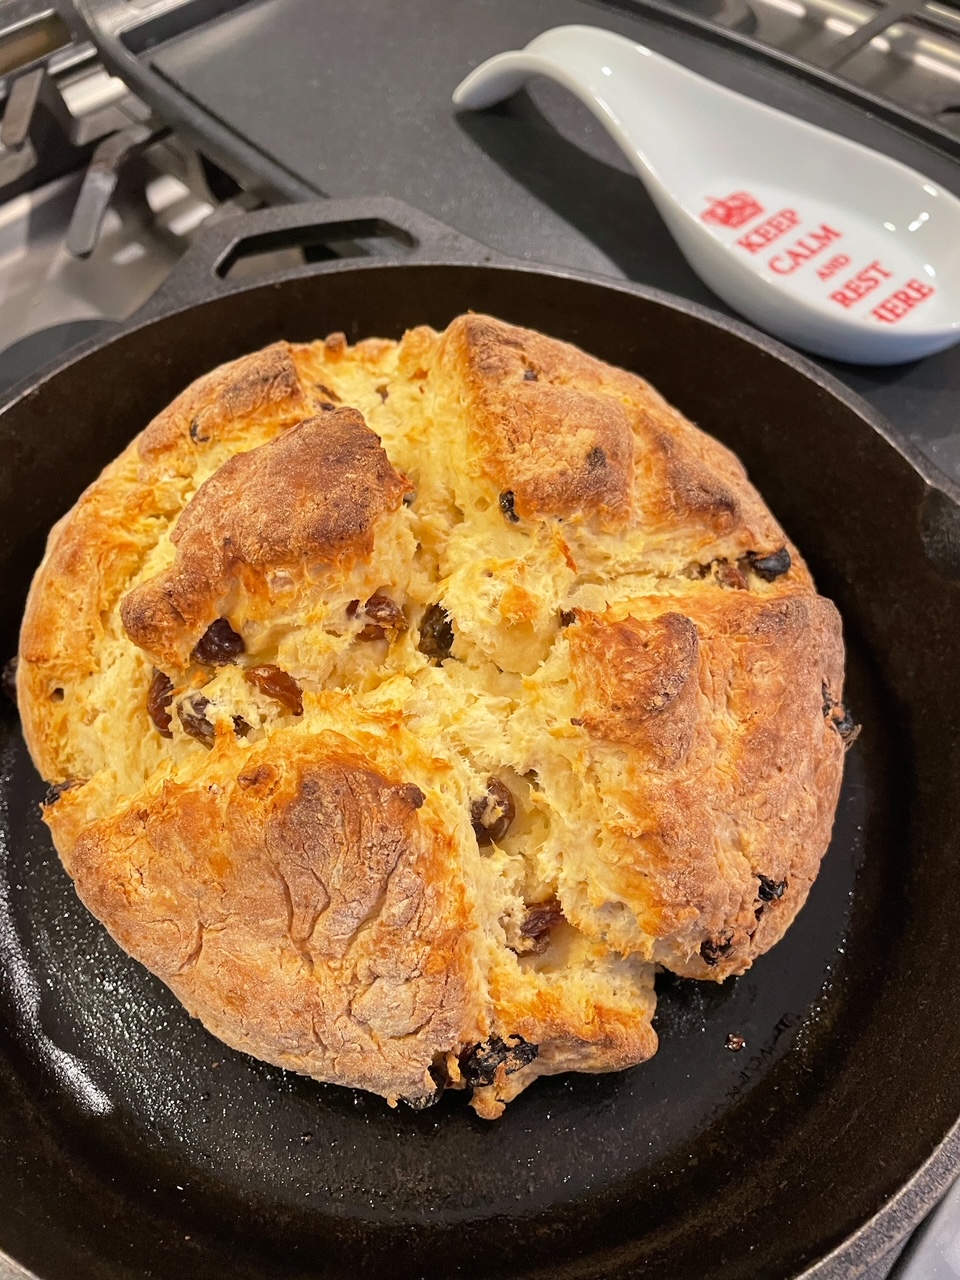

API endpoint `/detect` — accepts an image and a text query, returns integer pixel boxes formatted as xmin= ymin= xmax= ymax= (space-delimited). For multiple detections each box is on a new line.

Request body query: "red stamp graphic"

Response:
xmin=701 ymin=192 xmax=765 ymax=229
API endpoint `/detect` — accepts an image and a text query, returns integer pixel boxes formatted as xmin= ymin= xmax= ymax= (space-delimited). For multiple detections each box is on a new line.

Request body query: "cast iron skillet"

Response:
xmin=2 ymin=198 xmax=960 ymax=1280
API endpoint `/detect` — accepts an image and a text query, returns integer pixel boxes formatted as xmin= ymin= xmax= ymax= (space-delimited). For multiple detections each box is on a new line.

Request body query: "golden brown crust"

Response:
xmin=138 ymin=342 xmax=311 ymax=466
xmin=570 ymin=610 xmax=701 ymax=766
xmin=438 ymin=314 xmax=634 ymax=524
xmin=17 ymin=312 xmax=851 ymax=1117
xmin=60 ymin=734 xmax=475 ymax=1101
xmin=435 ymin=314 xmax=786 ymax=566
xmin=566 ymin=587 xmax=845 ymax=978
xmin=121 ymin=410 xmax=411 ymax=668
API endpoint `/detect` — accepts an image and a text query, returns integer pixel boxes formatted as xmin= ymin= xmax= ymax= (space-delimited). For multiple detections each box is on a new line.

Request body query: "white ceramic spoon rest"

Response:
xmin=453 ymin=25 xmax=960 ymax=365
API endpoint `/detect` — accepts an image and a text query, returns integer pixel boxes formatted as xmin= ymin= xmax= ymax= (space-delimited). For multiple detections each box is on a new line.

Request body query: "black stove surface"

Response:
xmin=85 ymin=0 xmax=960 ymax=485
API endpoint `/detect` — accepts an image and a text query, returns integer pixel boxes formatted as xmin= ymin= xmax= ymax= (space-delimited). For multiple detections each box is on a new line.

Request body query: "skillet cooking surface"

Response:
xmin=1 ymin=209 xmax=959 ymax=1280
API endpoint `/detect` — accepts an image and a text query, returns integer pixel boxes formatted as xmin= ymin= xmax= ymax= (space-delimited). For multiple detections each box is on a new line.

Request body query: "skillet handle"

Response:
xmin=134 ymin=198 xmax=509 ymax=321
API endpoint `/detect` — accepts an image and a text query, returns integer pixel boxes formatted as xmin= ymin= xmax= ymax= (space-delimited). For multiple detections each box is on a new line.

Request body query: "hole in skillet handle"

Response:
xmin=130 ymin=198 xmax=507 ymax=320
xmin=216 ymin=217 xmax=417 ymax=280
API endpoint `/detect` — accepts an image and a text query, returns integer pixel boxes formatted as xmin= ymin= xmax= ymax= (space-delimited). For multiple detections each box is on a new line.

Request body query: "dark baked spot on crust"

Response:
xmin=237 ymin=763 xmax=279 ymax=792
xmin=189 ymin=418 xmax=210 ymax=445
xmin=122 ymin=410 xmax=411 ymax=667
xmin=397 ymin=782 xmax=425 ymax=809
xmin=587 ymin=446 xmax=606 ymax=470
xmin=821 ymin=683 xmax=832 ymax=718
xmin=460 ymin=1035 xmax=538 ymax=1087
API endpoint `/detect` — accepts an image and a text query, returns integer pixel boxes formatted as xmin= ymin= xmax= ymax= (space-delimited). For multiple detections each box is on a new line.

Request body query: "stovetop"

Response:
xmin=615 ymin=0 xmax=960 ymax=157
xmin=0 ymin=0 xmax=956 ymax=479
xmin=1 ymin=3 xmax=960 ymax=1278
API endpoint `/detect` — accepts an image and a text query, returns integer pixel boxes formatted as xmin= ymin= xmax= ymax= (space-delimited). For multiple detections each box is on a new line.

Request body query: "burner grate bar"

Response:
xmin=822 ymin=0 xmax=918 ymax=66
xmin=618 ymin=0 xmax=960 ymax=158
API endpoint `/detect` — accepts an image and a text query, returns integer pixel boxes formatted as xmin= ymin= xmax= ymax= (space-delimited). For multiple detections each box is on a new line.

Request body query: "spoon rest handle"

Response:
xmin=454 ymin=29 xmax=659 ymax=182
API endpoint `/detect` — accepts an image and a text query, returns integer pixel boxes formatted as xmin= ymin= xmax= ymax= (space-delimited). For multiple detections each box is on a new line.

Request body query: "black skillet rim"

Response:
xmin=1 ymin=198 xmax=958 ymax=1280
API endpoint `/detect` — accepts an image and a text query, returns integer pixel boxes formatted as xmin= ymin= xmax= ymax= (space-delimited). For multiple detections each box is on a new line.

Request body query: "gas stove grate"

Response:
xmin=617 ymin=0 xmax=960 ymax=159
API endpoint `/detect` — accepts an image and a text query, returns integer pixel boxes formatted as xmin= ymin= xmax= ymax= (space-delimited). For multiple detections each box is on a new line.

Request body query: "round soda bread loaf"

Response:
xmin=16 ymin=314 xmax=857 ymax=1118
